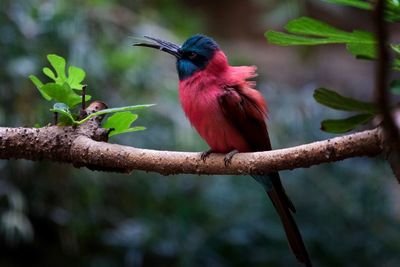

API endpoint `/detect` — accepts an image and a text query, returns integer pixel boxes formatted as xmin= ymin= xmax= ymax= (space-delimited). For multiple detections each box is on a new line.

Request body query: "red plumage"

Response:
xmin=179 ymin=50 xmax=267 ymax=153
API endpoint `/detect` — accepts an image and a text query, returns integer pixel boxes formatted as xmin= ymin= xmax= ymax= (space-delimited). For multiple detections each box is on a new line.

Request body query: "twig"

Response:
xmin=79 ymin=85 xmax=88 ymax=120
xmin=82 ymin=85 xmax=87 ymax=111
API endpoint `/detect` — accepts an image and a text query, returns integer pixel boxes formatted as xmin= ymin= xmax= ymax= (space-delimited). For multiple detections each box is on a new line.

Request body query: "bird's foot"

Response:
xmin=224 ymin=149 xmax=239 ymax=166
xmin=200 ymin=149 xmax=215 ymax=162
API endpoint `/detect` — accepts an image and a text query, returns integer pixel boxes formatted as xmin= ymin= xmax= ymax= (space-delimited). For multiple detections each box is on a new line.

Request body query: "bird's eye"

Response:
xmin=187 ymin=52 xmax=197 ymax=60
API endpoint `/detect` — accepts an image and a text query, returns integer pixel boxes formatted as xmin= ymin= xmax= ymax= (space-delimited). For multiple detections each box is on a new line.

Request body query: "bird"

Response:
xmin=133 ymin=34 xmax=312 ymax=267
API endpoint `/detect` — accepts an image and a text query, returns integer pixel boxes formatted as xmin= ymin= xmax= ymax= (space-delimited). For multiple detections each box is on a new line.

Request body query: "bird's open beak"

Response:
xmin=132 ymin=36 xmax=181 ymax=59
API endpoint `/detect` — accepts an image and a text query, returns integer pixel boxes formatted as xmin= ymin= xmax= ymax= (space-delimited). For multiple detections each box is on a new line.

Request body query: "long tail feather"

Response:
xmin=252 ymin=173 xmax=312 ymax=267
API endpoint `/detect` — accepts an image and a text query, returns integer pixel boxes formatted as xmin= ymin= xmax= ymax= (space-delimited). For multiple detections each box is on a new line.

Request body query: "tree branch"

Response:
xmin=375 ymin=0 xmax=400 ymax=179
xmin=375 ymin=0 xmax=397 ymax=138
xmin=0 ymin=124 xmax=383 ymax=176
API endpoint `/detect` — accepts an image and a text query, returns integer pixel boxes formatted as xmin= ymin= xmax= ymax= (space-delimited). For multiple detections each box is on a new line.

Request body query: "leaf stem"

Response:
xmin=75 ymin=104 xmax=156 ymax=125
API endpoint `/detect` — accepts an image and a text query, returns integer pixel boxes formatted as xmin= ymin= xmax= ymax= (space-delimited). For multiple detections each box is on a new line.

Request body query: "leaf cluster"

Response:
xmin=29 ymin=54 xmax=153 ymax=137
xmin=266 ymin=0 xmax=400 ymax=133
xmin=29 ymin=54 xmax=90 ymax=107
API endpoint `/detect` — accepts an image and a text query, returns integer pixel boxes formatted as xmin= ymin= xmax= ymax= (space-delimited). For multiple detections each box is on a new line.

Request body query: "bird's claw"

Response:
xmin=224 ymin=149 xmax=239 ymax=166
xmin=200 ymin=149 xmax=214 ymax=162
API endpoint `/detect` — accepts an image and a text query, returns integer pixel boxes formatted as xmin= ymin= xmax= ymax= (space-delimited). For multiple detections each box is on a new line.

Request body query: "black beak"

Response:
xmin=132 ymin=36 xmax=181 ymax=59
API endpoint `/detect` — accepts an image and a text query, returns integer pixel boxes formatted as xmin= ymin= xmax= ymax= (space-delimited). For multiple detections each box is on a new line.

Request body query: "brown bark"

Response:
xmin=0 ymin=123 xmax=383 ymax=176
xmin=374 ymin=0 xmax=400 ymax=180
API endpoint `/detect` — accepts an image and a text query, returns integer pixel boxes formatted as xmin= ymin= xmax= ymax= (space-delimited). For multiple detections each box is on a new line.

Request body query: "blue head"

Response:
xmin=177 ymin=34 xmax=219 ymax=80
xmin=133 ymin=34 xmax=220 ymax=80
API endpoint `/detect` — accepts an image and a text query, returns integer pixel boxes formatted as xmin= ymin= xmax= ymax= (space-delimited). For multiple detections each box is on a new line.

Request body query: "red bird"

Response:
xmin=134 ymin=34 xmax=312 ymax=266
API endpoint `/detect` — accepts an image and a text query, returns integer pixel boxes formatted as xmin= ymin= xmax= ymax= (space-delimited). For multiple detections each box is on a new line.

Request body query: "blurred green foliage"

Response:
xmin=0 ymin=0 xmax=399 ymax=267
xmin=324 ymin=0 xmax=400 ymax=22
xmin=266 ymin=1 xmax=400 ymax=133
xmin=266 ymin=16 xmax=376 ymax=59
xmin=312 ymin=88 xmax=376 ymax=133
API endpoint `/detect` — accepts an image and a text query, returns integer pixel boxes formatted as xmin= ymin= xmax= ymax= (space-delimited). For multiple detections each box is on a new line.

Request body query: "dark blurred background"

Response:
xmin=0 ymin=0 xmax=399 ymax=266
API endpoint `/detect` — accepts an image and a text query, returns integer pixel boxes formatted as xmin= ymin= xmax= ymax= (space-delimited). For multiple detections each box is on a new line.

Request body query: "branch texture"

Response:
xmin=0 ymin=124 xmax=383 ymax=176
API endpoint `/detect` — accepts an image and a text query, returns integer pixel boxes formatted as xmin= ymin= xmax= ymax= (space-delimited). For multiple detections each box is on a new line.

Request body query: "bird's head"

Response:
xmin=133 ymin=34 xmax=226 ymax=80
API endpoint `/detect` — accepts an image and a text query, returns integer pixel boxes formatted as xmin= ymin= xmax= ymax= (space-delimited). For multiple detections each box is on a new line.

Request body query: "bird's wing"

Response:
xmin=217 ymin=86 xmax=271 ymax=152
xmin=217 ymin=86 xmax=295 ymax=211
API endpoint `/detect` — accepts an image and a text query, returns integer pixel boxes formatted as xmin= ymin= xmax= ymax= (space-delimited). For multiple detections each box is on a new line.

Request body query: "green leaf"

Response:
xmin=321 ymin=113 xmax=374 ymax=133
xmin=42 ymin=54 xmax=86 ymax=90
xmin=285 ymin=17 xmax=351 ymax=38
xmin=103 ymin=112 xmax=145 ymax=137
xmin=67 ymin=66 xmax=86 ymax=90
xmin=30 ymin=55 xmax=89 ymax=107
xmin=29 ymin=74 xmax=51 ymax=100
xmin=104 ymin=112 xmax=138 ymax=131
xmin=265 ymin=17 xmax=376 ymax=58
xmin=28 ymin=74 xmax=44 ymax=88
xmin=390 ymin=80 xmax=400 ymax=95
xmin=47 ymin=54 xmax=67 ymax=83
xmin=40 ymin=82 xmax=91 ymax=108
xmin=347 ymin=42 xmax=376 ymax=59
xmin=266 ymin=31 xmax=339 ymax=45
xmin=313 ymin=88 xmax=377 ymax=113
xmin=42 ymin=67 xmax=57 ymax=81
xmin=49 ymin=103 xmax=75 ymax=124
xmin=323 ymin=0 xmax=373 ymax=10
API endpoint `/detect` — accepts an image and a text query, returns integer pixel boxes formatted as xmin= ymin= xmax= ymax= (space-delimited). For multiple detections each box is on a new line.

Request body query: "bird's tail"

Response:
xmin=252 ymin=173 xmax=312 ymax=267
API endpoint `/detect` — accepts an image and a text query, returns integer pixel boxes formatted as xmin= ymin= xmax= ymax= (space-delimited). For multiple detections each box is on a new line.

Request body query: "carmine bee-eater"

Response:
xmin=133 ymin=34 xmax=312 ymax=267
